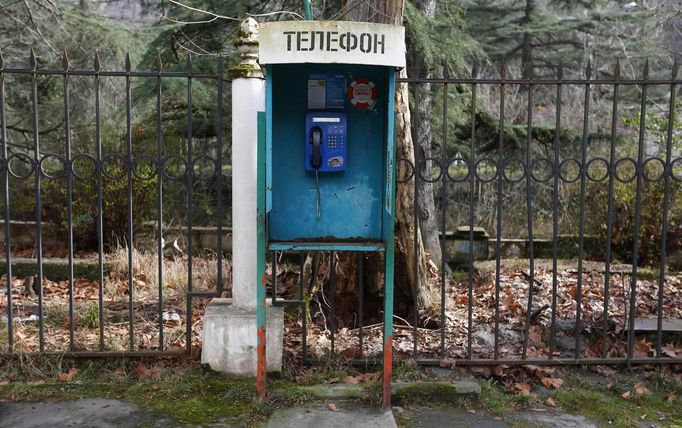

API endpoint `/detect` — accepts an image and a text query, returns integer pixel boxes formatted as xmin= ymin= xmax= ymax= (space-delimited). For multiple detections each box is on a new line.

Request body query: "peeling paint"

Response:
xmin=382 ymin=335 xmax=393 ymax=407
xmin=256 ymin=325 xmax=266 ymax=399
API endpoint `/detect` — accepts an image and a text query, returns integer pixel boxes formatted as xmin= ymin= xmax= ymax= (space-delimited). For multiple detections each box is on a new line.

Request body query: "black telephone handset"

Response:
xmin=310 ymin=126 xmax=322 ymax=169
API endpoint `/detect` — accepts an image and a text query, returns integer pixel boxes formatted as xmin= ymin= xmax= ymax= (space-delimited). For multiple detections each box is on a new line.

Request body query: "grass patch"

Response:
xmin=0 ymin=356 xmax=297 ymax=425
xmin=394 ymin=360 xmax=425 ymax=381
xmin=479 ymin=379 xmax=514 ymax=414
xmin=551 ymin=368 xmax=682 ymax=428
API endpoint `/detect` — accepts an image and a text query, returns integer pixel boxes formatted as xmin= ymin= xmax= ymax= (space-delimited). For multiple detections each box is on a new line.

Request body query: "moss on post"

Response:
xmin=228 ymin=18 xmax=262 ymax=80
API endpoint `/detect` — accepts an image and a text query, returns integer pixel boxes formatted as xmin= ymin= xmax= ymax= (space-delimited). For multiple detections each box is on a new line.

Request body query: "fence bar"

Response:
xmin=627 ymin=62 xmax=649 ymax=365
xmin=94 ymin=54 xmax=105 ymax=351
xmin=8 ymin=66 xmax=682 ymax=84
xmin=549 ymin=67 xmax=563 ymax=358
xmin=185 ymin=54 xmax=194 ymax=353
xmin=0 ymin=52 xmax=12 ymax=352
xmin=575 ymin=62 xmax=592 ymax=358
xmin=439 ymin=73 xmax=448 ymax=357
xmin=155 ymin=55 xmax=164 ymax=351
xmin=62 ymin=52 xmax=75 ymax=351
xmin=30 ymin=50 xmax=45 ymax=352
xmin=125 ymin=54 xmax=134 ymax=351
xmin=466 ymin=64 xmax=477 ymax=359
xmin=358 ymin=252 xmax=363 ymax=355
xmin=656 ymin=61 xmax=677 ymax=356
xmin=603 ymin=62 xmax=620 ymax=359
xmin=412 ymin=139 xmax=419 ymax=358
xmin=300 ymin=251 xmax=307 ymax=363
xmin=397 ymin=76 xmax=682 ymax=85
xmin=272 ymin=251 xmax=277 ymax=304
xmin=493 ymin=64 xmax=506 ymax=359
xmin=521 ymin=66 xmax=535 ymax=360
xmin=1 ymin=68 xmax=219 ymax=79
xmin=330 ymin=251 xmax=336 ymax=355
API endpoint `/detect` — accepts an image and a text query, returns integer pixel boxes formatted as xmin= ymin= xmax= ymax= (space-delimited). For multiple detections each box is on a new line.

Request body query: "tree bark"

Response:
xmin=406 ymin=0 xmax=443 ymax=304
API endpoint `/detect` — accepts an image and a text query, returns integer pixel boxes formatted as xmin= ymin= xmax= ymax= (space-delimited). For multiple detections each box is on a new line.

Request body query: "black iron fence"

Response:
xmin=274 ymin=61 xmax=682 ymax=367
xmin=2 ymin=53 xmax=682 ymax=368
xmin=1 ymin=52 xmax=228 ymax=356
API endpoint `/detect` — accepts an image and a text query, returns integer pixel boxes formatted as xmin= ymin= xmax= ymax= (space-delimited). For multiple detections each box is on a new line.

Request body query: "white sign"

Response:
xmin=259 ymin=21 xmax=406 ymax=67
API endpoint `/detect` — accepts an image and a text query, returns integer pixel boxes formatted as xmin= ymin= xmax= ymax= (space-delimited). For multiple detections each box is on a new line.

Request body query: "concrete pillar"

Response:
xmin=202 ymin=18 xmax=284 ymax=375
xmin=231 ymin=17 xmax=263 ymax=308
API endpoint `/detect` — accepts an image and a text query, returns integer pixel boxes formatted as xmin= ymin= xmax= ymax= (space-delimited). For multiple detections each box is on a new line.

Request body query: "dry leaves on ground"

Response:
xmin=58 ymin=368 xmax=79 ymax=382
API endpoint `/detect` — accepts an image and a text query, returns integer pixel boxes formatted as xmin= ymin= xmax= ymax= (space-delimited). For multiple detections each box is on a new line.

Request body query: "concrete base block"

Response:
xmin=201 ymin=298 xmax=284 ymax=375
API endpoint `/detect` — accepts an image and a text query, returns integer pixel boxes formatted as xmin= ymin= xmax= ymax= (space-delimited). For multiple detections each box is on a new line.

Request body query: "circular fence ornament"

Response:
xmin=347 ymin=77 xmax=377 ymax=109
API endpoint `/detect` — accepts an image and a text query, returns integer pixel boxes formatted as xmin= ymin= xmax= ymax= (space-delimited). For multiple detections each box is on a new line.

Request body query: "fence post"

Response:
xmin=201 ymin=18 xmax=283 ymax=376
xmin=231 ymin=17 xmax=263 ymax=309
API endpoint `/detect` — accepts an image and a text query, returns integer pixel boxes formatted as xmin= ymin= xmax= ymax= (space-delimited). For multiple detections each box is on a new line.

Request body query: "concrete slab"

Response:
xmin=410 ymin=408 xmax=509 ymax=428
xmin=406 ymin=407 xmax=599 ymax=428
xmin=201 ymin=298 xmax=284 ymax=375
xmin=0 ymin=399 xmax=178 ymax=428
xmin=266 ymin=403 xmax=397 ymax=428
xmin=508 ymin=410 xmax=598 ymax=428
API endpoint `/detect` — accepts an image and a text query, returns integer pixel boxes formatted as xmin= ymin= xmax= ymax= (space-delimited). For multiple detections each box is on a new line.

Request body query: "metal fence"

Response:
xmin=2 ymin=53 xmax=682 ymax=367
xmin=1 ymin=51 xmax=227 ymax=356
xmin=274 ymin=61 xmax=682 ymax=367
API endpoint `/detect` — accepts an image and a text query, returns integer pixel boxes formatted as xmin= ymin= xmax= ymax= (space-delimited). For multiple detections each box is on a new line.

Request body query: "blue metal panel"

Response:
xmin=384 ymin=70 xmax=396 ymax=217
xmin=269 ymin=64 xmax=387 ymax=241
xmin=268 ymin=242 xmax=385 ymax=252
xmin=265 ymin=66 xmax=273 ymax=213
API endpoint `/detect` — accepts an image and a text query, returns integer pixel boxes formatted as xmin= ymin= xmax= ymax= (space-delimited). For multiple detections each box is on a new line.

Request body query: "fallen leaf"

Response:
xmin=545 ymin=397 xmax=557 ymax=407
xmin=541 ymin=377 xmax=564 ymax=389
xmin=661 ymin=343 xmax=676 ymax=358
xmin=514 ymin=383 xmax=531 ymax=396
xmin=664 ymin=392 xmax=676 ymax=403
xmin=0 ymin=380 xmax=9 ymax=386
xmin=340 ymin=348 xmax=362 ymax=359
xmin=634 ymin=383 xmax=650 ymax=395
xmin=345 ymin=375 xmax=362 ymax=385
xmin=471 ymin=366 xmax=492 ymax=378
xmin=621 ymin=391 xmax=631 ymax=400
xmin=134 ymin=362 xmax=161 ymax=380
xmin=327 ymin=402 xmax=340 ymax=412
xmin=634 ymin=339 xmax=654 ymax=358
xmin=59 ymin=367 xmax=79 ymax=382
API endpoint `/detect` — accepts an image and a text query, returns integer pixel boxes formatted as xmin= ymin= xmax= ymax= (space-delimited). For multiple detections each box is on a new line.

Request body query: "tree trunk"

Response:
xmin=339 ymin=0 xmax=431 ymax=318
xmin=406 ymin=0 xmax=442 ymax=309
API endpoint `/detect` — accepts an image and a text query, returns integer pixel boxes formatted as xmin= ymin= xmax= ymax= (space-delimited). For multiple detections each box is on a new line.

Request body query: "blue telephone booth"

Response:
xmin=255 ymin=20 xmax=405 ymax=406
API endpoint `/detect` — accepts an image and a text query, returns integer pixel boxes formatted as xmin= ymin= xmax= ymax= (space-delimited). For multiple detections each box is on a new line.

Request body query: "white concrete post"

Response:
xmin=231 ymin=18 xmax=264 ymax=308
xmin=201 ymin=18 xmax=283 ymax=375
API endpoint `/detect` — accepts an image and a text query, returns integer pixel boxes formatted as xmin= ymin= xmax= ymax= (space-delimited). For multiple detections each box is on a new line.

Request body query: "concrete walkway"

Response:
xmin=404 ymin=407 xmax=597 ymax=428
xmin=0 ymin=398 xmax=178 ymax=428
xmin=266 ymin=402 xmax=396 ymax=428
xmin=0 ymin=398 xmax=600 ymax=428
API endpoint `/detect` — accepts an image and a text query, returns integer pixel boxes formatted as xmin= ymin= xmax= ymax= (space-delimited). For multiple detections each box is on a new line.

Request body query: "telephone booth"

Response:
xmin=256 ymin=20 xmax=405 ymax=406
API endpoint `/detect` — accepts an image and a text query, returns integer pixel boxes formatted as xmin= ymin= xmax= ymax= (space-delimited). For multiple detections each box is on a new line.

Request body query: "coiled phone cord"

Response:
xmin=315 ymin=169 xmax=321 ymax=221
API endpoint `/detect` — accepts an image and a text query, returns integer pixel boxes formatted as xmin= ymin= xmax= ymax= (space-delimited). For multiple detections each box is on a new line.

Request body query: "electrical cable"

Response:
xmin=315 ymin=169 xmax=321 ymax=221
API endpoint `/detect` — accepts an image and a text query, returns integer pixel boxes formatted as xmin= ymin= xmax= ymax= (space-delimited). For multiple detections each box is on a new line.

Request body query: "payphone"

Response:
xmin=305 ymin=112 xmax=347 ymax=172
xmin=305 ymin=112 xmax=347 ymax=220
xmin=257 ymin=20 xmax=405 ymax=407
